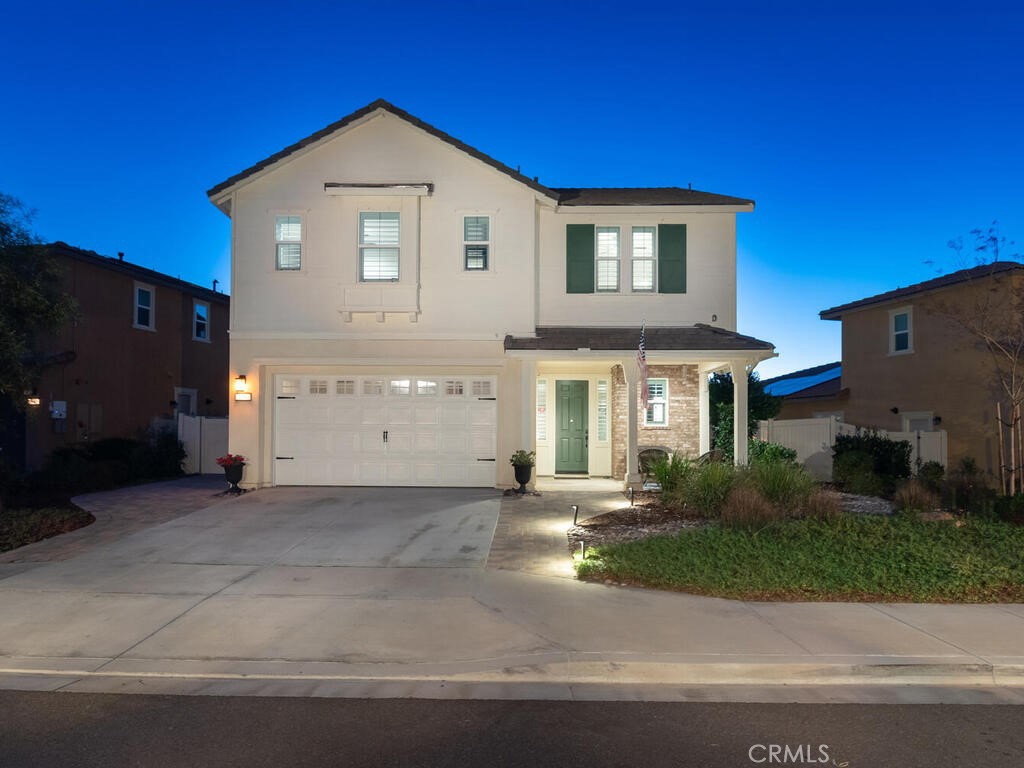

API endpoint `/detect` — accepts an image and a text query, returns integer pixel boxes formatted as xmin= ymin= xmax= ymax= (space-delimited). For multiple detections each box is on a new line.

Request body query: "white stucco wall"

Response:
xmin=537 ymin=207 xmax=738 ymax=329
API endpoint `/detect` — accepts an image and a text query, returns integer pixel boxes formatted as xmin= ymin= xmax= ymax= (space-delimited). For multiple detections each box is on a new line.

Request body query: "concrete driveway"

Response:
xmin=0 ymin=479 xmax=1023 ymax=702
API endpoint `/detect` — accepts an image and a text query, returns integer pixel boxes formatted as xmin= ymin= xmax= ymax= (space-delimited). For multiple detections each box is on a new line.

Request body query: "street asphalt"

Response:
xmin=0 ymin=477 xmax=1020 ymax=702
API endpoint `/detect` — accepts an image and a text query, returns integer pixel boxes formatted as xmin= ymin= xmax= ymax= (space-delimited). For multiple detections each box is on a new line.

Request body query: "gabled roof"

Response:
xmin=820 ymin=261 xmax=1024 ymax=319
xmin=48 ymin=242 xmax=229 ymax=304
xmin=763 ymin=362 xmax=841 ymax=397
xmin=206 ymin=99 xmax=755 ymax=210
xmin=504 ymin=325 xmax=774 ymax=352
xmin=207 ymin=99 xmax=558 ymax=201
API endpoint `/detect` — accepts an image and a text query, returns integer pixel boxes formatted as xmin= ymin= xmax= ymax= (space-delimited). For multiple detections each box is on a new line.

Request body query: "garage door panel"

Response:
xmin=274 ymin=374 xmax=495 ymax=487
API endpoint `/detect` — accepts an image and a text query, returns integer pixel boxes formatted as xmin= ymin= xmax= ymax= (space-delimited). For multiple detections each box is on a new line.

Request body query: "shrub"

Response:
xmin=799 ymin=489 xmax=842 ymax=520
xmin=946 ymin=457 xmax=991 ymax=515
xmin=687 ymin=461 xmax=738 ymax=517
xmin=720 ymin=486 xmax=783 ymax=529
xmin=749 ymin=439 xmax=798 ymax=465
xmin=650 ymin=453 xmax=695 ymax=496
xmin=916 ymin=460 xmax=945 ymax=493
xmin=744 ymin=460 xmax=816 ymax=509
xmin=833 ymin=431 xmax=911 ymax=495
xmin=833 ymin=450 xmax=885 ymax=496
xmin=893 ymin=478 xmax=940 ymax=514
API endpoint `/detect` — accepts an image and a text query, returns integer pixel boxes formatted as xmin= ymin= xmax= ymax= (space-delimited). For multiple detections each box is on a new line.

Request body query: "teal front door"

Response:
xmin=556 ymin=380 xmax=588 ymax=473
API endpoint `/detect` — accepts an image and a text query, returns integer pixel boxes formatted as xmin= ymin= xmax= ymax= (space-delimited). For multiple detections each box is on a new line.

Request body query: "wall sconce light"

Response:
xmin=234 ymin=375 xmax=252 ymax=402
xmin=890 ymin=406 xmax=900 ymax=414
xmin=26 ymin=396 xmax=41 ymax=407
xmin=933 ymin=415 xmax=942 ymax=426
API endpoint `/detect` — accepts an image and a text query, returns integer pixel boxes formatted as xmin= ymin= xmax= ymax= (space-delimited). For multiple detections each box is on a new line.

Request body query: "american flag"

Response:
xmin=638 ymin=323 xmax=649 ymax=411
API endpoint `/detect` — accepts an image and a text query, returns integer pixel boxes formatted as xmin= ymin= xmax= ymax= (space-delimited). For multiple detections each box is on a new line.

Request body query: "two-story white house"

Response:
xmin=207 ymin=100 xmax=774 ymax=489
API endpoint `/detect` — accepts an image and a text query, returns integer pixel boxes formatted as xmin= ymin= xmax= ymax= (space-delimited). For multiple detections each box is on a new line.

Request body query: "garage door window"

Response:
xmin=445 ymin=380 xmax=464 ymax=396
xmin=363 ymin=380 xmax=385 ymax=395
xmin=390 ymin=379 xmax=411 ymax=395
xmin=309 ymin=380 xmax=328 ymax=395
xmin=336 ymin=379 xmax=355 ymax=395
xmin=416 ymin=380 xmax=438 ymax=396
xmin=280 ymin=379 xmax=299 ymax=395
xmin=472 ymin=380 xmax=493 ymax=397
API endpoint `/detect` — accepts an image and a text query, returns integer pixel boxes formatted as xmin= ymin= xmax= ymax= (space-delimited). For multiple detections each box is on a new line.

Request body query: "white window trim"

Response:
xmin=133 ymin=281 xmax=156 ymax=331
xmin=359 ymin=210 xmax=401 ymax=282
xmin=274 ymin=212 xmax=304 ymax=272
xmin=595 ymin=226 xmax=621 ymax=292
xmin=462 ymin=214 xmax=492 ymax=272
xmin=889 ymin=306 xmax=913 ymax=355
xmin=192 ymin=299 xmax=210 ymax=342
xmin=901 ymin=411 xmax=934 ymax=432
xmin=644 ymin=377 xmax=669 ymax=427
xmin=631 ymin=226 xmax=658 ymax=293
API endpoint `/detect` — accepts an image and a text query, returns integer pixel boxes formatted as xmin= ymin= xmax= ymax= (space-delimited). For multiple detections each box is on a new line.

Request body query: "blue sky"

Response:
xmin=3 ymin=1 xmax=1022 ymax=378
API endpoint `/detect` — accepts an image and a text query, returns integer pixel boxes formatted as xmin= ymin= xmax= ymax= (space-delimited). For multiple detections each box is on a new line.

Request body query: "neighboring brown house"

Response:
xmin=817 ymin=261 xmax=1024 ymax=477
xmin=763 ymin=362 xmax=844 ymax=420
xmin=8 ymin=242 xmax=229 ymax=471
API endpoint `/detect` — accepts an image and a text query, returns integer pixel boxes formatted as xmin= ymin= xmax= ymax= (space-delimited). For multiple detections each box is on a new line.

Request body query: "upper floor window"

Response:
xmin=890 ymin=307 xmax=912 ymax=354
xmin=596 ymin=227 xmax=620 ymax=292
xmin=134 ymin=282 xmax=155 ymax=330
xmin=632 ymin=227 xmax=656 ymax=292
xmin=359 ymin=211 xmax=400 ymax=281
xmin=644 ymin=378 xmax=668 ymax=426
xmin=192 ymin=300 xmax=209 ymax=341
xmin=275 ymin=215 xmax=303 ymax=271
xmin=464 ymin=216 xmax=490 ymax=271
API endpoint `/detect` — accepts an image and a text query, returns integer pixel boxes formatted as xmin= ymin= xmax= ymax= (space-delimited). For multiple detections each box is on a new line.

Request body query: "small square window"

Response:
xmin=464 ymin=216 xmax=490 ymax=271
xmin=309 ymin=379 xmax=328 ymax=395
xmin=390 ymin=379 xmax=411 ymax=396
xmin=336 ymin=379 xmax=355 ymax=395
xmin=416 ymin=380 xmax=438 ymax=396
xmin=471 ymin=380 xmax=493 ymax=397
xmin=280 ymin=379 xmax=299 ymax=395
xmin=275 ymin=215 xmax=302 ymax=270
xmin=445 ymin=380 xmax=464 ymax=396
xmin=363 ymin=379 xmax=386 ymax=396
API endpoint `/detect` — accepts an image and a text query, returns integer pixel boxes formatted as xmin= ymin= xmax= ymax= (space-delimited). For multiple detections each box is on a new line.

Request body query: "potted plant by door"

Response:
xmin=216 ymin=453 xmax=246 ymax=494
xmin=509 ymin=450 xmax=536 ymax=494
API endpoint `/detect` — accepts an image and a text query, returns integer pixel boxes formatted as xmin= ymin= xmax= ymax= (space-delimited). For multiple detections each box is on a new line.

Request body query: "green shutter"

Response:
xmin=658 ymin=224 xmax=686 ymax=293
xmin=566 ymin=224 xmax=595 ymax=294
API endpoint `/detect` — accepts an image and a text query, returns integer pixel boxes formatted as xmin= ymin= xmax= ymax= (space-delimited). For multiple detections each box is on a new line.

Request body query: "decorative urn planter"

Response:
xmin=513 ymin=463 xmax=533 ymax=493
xmin=223 ymin=463 xmax=244 ymax=492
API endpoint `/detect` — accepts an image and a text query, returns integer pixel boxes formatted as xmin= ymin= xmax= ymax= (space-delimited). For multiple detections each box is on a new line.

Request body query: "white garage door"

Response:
xmin=273 ymin=374 xmax=498 ymax=487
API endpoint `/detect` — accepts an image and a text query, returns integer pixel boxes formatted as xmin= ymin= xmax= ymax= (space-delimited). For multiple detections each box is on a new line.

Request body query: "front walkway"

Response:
xmin=486 ymin=478 xmax=626 ymax=578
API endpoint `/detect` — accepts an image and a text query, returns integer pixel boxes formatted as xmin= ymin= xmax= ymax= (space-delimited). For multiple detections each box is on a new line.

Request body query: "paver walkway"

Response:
xmin=0 ymin=475 xmax=230 ymax=564
xmin=487 ymin=478 xmax=627 ymax=577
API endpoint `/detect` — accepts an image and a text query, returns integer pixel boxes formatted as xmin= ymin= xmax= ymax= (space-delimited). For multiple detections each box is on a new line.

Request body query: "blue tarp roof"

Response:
xmin=763 ymin=365 xmax=841 ymax=397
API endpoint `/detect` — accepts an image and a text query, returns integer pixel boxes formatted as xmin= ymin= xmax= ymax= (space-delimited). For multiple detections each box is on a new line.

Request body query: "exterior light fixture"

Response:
xmin=571 ymin=504 xmax=579 ymax=525
xmin=234 ymin=374 xmax=252 ymax=402
xmin=628 ymin=487 xmax=634 ymax=507
xmin=26 ymin=396 xmax=41 ymax=407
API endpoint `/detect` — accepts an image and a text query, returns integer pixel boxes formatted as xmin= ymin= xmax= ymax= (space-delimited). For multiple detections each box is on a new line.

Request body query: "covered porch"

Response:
xmin=504 ymin=326 xmax=776 ymax=487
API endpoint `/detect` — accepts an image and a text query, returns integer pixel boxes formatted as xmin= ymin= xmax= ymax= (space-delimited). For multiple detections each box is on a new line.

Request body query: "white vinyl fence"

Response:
xmin=757 ymin=418 xmax=948 ymax=481
xmin=177 ymin=414 xmax=228 ymax=474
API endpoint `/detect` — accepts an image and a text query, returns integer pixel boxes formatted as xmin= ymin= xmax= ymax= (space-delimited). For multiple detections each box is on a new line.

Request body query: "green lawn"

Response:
xmin=575 ymin=514 xmax=1024 ymax=602
xmin=0 ymin=507 xmax=94 ymax=553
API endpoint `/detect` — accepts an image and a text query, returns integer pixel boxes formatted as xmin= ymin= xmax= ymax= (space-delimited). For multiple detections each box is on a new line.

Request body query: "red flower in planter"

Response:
xmin=216 ymin=454 xmax=246 ymax=467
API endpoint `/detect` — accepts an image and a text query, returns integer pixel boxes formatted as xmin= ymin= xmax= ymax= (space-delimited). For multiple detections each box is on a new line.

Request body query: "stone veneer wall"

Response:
xmin=611 ymin=364 xmax=700 ymax=479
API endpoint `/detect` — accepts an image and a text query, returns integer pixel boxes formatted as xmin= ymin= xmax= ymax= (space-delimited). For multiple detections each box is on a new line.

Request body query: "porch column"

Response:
xmin=621 ymin=360 xmax=642 ymax=488
xmin=730 ymin=360 xmax=749 ymax=466
xmin=698 ymin=367 xmax=711 ymax=454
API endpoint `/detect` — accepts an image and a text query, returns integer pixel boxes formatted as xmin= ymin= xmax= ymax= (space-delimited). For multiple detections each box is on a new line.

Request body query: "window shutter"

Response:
xmin=657 ymin=224 xmax=686 ymax=294
xmin=566 ymin=224 xmax=595 ymax=294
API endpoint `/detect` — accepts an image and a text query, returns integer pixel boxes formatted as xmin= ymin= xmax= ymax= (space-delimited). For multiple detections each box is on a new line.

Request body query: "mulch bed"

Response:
xmin=0 ymin=506 xmax=95 ymax=553
xmin=567 ymin=494 xmax=709 ymax=549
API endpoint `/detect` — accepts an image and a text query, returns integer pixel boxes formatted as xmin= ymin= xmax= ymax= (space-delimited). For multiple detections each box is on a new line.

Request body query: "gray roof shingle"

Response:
xmin=820 ymin=262 xmax=1024 ymax=319
xmin=504 ymin=325 xmax=774 ymax=352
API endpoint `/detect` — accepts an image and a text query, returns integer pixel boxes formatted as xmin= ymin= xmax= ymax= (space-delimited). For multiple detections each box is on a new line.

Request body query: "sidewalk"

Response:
xmin=0 ymin=477 xmax=1021 ymax=702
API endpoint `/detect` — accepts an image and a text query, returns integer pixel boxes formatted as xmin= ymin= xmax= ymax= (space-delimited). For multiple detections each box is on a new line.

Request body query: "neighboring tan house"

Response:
xmin=818 ymin=262 xmax=1024 ymax=476
xmin=762 ymin=362 xmax=843 ymax=420
xmin=4 ymin=242 xmax=230 ymax=471
xmin=206 ymin=99 xmax=775 ymax=489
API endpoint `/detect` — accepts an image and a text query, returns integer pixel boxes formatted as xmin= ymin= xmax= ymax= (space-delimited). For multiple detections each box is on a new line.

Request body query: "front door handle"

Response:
xmin=585 ymin=429 xmax=589 ymax=448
